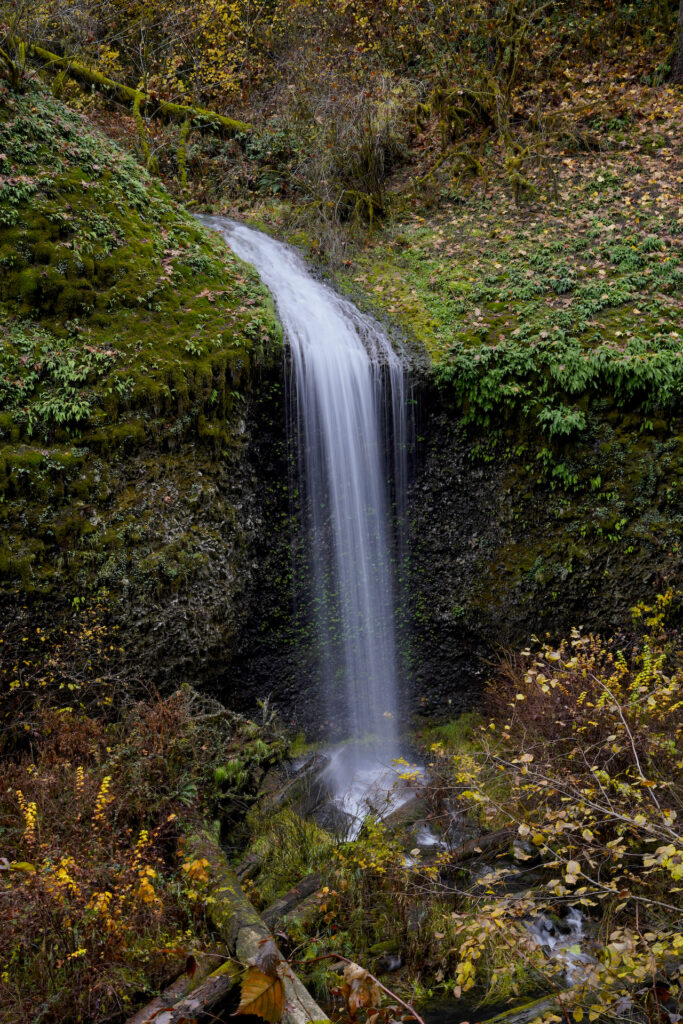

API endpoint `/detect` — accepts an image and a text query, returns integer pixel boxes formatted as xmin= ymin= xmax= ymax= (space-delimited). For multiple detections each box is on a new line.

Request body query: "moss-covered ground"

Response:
xmin=0 ymin=81 xmax=281 ymax=608
xmin=323 ymin=85 xmax=683 ymax=401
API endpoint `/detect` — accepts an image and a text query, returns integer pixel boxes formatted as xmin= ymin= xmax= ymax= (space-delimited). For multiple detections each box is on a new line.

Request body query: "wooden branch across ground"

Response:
xmin=447 ymin=827 xmax=516 ymax=864
xmin=23 ymin=41 xmax=251 ymax=135
xmin=261 ymin=872 xmax=322 ymax=928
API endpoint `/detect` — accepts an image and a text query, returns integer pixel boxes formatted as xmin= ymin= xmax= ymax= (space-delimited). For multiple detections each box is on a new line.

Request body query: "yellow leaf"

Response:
xmin=235 ymin=967 xmax=284 ymax=1024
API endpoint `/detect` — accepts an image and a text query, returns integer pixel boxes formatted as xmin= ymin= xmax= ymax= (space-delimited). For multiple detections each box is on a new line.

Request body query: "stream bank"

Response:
xmin=239 ymin=600 xmax=682 ymax=1024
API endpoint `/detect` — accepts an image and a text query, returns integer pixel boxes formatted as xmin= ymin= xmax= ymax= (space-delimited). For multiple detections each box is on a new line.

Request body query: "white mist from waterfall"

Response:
xmin=199 ymin=217 xmax=412 ymax=824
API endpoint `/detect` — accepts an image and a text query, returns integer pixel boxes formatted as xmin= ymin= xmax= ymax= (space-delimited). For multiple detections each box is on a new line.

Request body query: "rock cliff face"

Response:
xmin=406 ymin=381 xmax=683 ymax=718
xmin=222 ymin=376 xmax=682 ymax=729
xmin=3 ymin=87 xmax=681 ymax=723
xmin=204 ymin=369 xmax=317 ymax=728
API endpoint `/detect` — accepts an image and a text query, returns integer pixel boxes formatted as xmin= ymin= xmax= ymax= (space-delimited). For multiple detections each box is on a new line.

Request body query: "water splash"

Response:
xmin=526 ymin=908 xmax=591 ymax=983
xmin=198 ymin=218 xmax=409 ymax=794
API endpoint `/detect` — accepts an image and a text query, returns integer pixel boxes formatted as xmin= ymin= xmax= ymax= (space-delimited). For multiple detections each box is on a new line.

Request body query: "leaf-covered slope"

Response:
xmin=0 ymin=82 xmax=281 ymax=657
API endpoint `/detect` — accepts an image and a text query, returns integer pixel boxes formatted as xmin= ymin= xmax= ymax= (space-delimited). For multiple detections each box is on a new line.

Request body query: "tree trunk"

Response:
xmin=23 ymin=40 xmax=251 ymax=134
xmin=184 ymin=830 xmax=329 ymax=1024
xmin=672 ymin=0 xmax=683 ymax=84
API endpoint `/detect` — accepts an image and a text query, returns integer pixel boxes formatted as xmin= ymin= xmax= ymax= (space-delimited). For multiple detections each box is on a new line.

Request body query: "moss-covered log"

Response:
xmin=184 ymin=830 xmax=329 ymax=1024
xmin=128 ymin=962 xmax=240 ymax=1024
xmin=479 ymin=996 xmax=560 ymax=1024
xmin=262 ymin=872 xmax=322 ymax=928
xmin=25 ymin=41 xmax=251 ymax=134
xmin=126 ymin=954 xmax=226 ymax=1024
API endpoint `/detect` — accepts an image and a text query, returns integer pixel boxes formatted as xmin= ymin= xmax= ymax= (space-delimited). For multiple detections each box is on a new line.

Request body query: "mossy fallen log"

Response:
xmin=185 ymin=830 xmax=329 ymax=1024
xmin=125 ymin=953 xmax=225 ymax=1024
xmin=132 ymin=961 xmax=240 ymax=1024
xmin=478 ymin=995 xmax=559 ymax=1024
xmin=236 ymin=850 xmax=263 ymax=881
xmin=25 ymin=41 xmax=251 ymax=135
xmin=262 ymin=872 xmax=322 ymax=928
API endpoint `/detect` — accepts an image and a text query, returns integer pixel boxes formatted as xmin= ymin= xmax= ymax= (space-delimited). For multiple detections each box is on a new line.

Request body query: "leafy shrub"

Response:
xmin=426 ymin=591 xmax=683 ymax=1016
xmin=0 ymin=604 xmax=286 ymax=1023
xmin=435 ymin=331 xmax=683 ymax=438
xmin=288 ymin=77 xmax=413 ymax=225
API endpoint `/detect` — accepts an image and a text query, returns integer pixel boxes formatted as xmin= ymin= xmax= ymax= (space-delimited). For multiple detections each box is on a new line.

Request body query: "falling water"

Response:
xmin=198 ymin=217 xmax=410 ymax=808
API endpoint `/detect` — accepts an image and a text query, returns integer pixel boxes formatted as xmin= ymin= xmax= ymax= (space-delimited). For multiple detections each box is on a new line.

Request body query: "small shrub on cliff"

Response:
xmin=282 ymin=75 xmax=413 ymax=228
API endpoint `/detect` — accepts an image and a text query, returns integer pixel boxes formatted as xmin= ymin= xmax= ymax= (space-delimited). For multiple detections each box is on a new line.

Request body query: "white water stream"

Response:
xmin=199 ymin=218 xmax=413 ymax=820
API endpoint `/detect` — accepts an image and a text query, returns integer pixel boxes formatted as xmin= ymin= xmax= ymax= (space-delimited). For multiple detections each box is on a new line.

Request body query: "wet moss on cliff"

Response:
xmin=0 ymin=82 xmax=282 ymax=683
xmin=406 ymin=389 xmax=683 ymax=718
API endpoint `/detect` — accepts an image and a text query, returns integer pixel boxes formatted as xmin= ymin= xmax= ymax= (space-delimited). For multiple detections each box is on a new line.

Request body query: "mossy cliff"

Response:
xmin=407 ymin=387 xmax=683 ymax=716
xmin=2 ymin=77 xmax=682 ymax=721
xmin=0 ymin=82 xmax=283 ymax=683
xmin=329 ymin=106 xmax=683 ymax=715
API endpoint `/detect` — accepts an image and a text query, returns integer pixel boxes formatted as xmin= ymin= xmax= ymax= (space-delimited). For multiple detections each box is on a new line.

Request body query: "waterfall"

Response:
xmin=198 ymin=217 xmax=409 ymax=798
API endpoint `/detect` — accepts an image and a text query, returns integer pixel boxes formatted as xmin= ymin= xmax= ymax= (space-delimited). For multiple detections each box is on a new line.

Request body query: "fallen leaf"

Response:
xmin=342 ymin=962 xmax=381 ymax=1018
xmin=234 ymin=967 xmax=284 ymax=1023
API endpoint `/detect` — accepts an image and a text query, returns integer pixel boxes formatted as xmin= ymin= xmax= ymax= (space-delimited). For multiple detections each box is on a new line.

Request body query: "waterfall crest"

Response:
xmin=199 ymin=217 xmax=408 ymax=783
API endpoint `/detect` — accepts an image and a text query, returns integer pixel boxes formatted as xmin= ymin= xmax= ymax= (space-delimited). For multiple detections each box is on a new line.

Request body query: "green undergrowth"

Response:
xmin=243 ymin=807 xmax=336 ymax=907
xmin=346 ymin=177 xmax=682 ymax=390
xmin=0 ymin=81 xmax=281 ymax=600
xmin=321 ymin=89 xmax=683 ymax=436
xmin=418 ymin=712 xmax=485 ymax=756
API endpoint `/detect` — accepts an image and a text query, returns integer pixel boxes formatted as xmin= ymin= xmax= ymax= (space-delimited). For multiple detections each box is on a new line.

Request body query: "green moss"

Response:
xmin=0 ymin=82 xmax=282 ymax=609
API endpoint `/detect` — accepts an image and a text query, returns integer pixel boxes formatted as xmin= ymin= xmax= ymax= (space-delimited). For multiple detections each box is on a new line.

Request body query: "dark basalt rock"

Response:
xmin=405 ymin=379 xmax=683 ymax=720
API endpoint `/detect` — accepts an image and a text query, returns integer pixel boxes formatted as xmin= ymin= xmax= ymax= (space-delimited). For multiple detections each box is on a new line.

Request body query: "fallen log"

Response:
xmin=479 ymin=994 xmax=559 ymax=1024
xmin=184 ymin=829 xmax=329 ymax=1024
xmin=265 ymin=752 xmax=330 ymax=818
xmin=144 ymin=961 xmax=239 ymax=1024
xmin=23 ymin=41 xmax=250 ymax=135
xmin=448 ymin=827 xmax=516 ymax=865
xmin=125 ymin=953 xmax=225 ymax=1024
xmin=262 ymin=872 xmax=322 ymax=928
xmin=236 ymin=850 xmax=262 ymax=881
xmin=280 ymin=892 xmax=321 ymax=932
